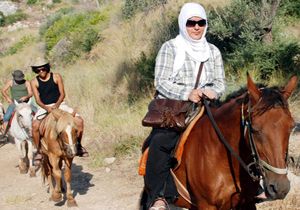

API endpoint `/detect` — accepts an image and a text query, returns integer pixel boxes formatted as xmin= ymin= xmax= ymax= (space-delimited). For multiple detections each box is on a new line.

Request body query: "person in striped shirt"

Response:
xmin=145 ymin=2 xmax=226 ymax=210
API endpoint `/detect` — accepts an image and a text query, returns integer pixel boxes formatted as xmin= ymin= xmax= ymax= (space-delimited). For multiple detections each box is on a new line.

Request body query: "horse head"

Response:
xmin=51 ymin=109 xmax=78 ymax=158
xmin=246 ymin=74 xmax=298 ymax=200
xmin=14 ymin=99 xmax=33 ymax=137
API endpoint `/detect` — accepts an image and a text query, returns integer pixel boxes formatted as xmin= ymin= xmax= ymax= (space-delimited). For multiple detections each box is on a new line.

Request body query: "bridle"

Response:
xmin=203 ymin=93 xmax=288 ymax=182
xmin=241 ymin=98 xmax=288 ymax=180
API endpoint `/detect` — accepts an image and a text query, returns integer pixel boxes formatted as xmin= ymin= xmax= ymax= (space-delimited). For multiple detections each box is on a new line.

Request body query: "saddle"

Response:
xmin=138 ymin=106 xmax=205 ymax=176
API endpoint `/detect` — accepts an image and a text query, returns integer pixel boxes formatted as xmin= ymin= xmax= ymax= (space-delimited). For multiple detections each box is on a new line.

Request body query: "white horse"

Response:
xmin=9 ymin=99 xmax=35 ymax=177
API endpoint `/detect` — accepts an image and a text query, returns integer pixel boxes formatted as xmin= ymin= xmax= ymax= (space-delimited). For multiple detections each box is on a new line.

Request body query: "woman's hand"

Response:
xmin=202 ymin=89 xmax=217 ymax=99
xmin=188 ymin=89 xmax=203 ymax=103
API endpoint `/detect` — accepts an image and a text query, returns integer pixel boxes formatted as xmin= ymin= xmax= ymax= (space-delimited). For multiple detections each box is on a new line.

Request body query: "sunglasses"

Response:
xmin=37 ymin=67 xmax=46 ymax=72
xmin=186 ymin=19 xmax=206 ymax=27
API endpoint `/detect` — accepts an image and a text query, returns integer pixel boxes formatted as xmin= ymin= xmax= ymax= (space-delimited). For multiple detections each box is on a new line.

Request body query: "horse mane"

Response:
xmin=217 ymin=84 xmax=288 ymax=114
xmin=15 ymin=102 xmax=31 ymax=111
xmin=42 ymin=109 xmax=76 ymax=140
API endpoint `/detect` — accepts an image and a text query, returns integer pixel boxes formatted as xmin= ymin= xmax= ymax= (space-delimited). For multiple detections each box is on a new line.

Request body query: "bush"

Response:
xmin=4 ymin=10 xmax=27 ymax=25
xmin=27 ymin=0 xmax=38 ymax=5
xmin=44 ymin=11 xmax=106 ymax=63
xmin=39 ymin=7 xmax=74 ymax=36
xmin=3 ymin=35 xmax=35 ymax=56
xmin=122 ymin=0 xmax=167 ymax=19
xmin=280 ymin=0 xmax=300 ymax=18
xmin=207 ymin=0 xmax=300 ymax=78
xmin=0 ymin=12 xmax=5 ymax=27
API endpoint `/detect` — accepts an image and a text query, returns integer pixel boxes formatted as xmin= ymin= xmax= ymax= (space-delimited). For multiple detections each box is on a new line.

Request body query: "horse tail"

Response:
xmin=40 ymin=155 xmax=50 ymax=184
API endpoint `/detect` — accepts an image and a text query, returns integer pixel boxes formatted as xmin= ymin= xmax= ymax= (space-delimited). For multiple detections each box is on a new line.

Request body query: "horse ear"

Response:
xmin=14 ymin=99 xmax=19 ymax=106
xmin=282 ymin=75 xmax=298 ymax=100
xmin=247 ymin=72 xmax=261 ymax=103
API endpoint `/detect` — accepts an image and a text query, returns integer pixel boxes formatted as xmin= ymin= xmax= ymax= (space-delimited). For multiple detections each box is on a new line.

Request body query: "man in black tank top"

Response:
xmin=30 ymin=58 xmax=88 ymax=161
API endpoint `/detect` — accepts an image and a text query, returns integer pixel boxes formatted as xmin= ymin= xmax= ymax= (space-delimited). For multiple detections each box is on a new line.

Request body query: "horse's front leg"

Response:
xmin=27 ymin=140 xmax=36 ymax=177
xmin=49 ymin=154 xmax=62 ymax=202
xmin=64 ymin=158 xmax=77 ymax=207
xmin=16 ymin=139 xmax=28 ymax=174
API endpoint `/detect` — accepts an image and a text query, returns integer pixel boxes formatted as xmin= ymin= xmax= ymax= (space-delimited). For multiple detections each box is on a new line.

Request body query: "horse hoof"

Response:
xmin=67 ymin=199 xmax=78 ymax=207
xmin=29 ymin=169 xmax=36 ymax=177
xmin=51 ymin=192 xmax=62 ymax=202
xmin=19 ymin=167 xmax=28 ymax=174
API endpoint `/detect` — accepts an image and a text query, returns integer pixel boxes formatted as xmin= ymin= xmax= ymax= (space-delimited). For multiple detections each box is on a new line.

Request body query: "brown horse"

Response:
xmin=140 ymin=74 xmax=298 ymax=210
xmin=172 ymin=75 xmax=298 ymax=210
xmin=40 ymin=109 xmax=78 ymax=207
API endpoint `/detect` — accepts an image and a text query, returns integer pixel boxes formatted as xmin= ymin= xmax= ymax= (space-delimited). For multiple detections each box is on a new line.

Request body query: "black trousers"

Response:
xmin=144 ymin=128 xmax=180 ymax=207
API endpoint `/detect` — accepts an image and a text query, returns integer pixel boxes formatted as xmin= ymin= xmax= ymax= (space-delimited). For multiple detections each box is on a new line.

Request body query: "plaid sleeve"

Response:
xmin=207 ymin=45 xmax=226 ymax=98
xmin=154 ymin=41 xmax=192 ymax=100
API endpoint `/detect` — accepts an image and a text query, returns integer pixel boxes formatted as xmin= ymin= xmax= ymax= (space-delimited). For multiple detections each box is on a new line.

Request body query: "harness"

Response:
xmin=203 ymin=95 xmax=288 ymax=182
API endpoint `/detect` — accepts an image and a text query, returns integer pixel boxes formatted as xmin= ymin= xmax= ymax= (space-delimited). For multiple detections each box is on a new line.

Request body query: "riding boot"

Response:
xmin=76 ymin=139 xmax=89 ymax=157
xmin=34 ymin=140 xmax=43 ymax=163
xmin=0 ymin=122 xmax=10 ymax=142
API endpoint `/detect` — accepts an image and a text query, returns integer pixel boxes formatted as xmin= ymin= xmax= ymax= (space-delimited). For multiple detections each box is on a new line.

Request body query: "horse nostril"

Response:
xmin=270 ymin=184 xmax=278 ymax=194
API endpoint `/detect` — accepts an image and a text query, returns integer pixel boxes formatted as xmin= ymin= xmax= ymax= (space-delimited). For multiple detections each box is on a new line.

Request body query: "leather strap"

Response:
xmin=194 ymin=62 xmax=204 ymax=89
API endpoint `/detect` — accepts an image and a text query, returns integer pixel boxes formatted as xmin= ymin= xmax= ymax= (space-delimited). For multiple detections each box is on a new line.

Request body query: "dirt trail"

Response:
xmin=0 ymin=134 xmax=299 ymax=210
xmin=0 ymin=140 xmax=143 ymax=210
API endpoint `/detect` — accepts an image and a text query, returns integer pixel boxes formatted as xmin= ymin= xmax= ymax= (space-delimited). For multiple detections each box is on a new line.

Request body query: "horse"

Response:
xmin=40 ymin=109 xmax=78 ymax=207
xmin=141 ymin=74 xmax=298 ymax=210
xmin=0 ymin=103 xmax=5 ymax=135
xmin=9 ymin=100 xmax=35 ymax=176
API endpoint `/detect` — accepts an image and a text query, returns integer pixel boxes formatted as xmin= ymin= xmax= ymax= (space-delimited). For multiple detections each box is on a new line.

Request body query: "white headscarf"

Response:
xmin=173 ymin=3 xmax=210 ymax=75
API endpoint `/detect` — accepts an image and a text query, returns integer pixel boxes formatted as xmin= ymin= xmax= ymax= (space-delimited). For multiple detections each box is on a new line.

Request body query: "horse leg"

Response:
xmin=49 ymin=155 xmax=62 ymax=202
xmin=27 ymin=140 xmax=36 ymax=177
xmin=16 ymin=140 xmax=28 ymax=174
xmin=64 ymin=158 xmax=77 ymax=207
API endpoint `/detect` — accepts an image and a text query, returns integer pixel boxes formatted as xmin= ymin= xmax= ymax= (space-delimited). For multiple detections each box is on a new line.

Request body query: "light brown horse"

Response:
xmin=172 ymin=75 xmax=298 ymax=210
xmin=40 ymin=109 xmax=78 ymax=207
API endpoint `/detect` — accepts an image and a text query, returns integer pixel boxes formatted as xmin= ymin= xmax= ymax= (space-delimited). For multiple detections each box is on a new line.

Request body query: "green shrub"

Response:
xmin=122 ymin=0 xmax=167 ymax=19
xmin=207 ymin=0 xmax=300 ymax=78
xmin=4 ymin=10 xmax=27 ymax=25
xmin=27 ymin=0 xmax=38 ymax=5
xmin=280 ymin=0 xmax=300 ymax=18
xmin=44 ymin=11 xmax=106 ymax=63
xmin=3 ymin=35 xmax=35 ymax=56
xmin=0 ymin=12 xmax=5 ymax=27
xmin=39 ymin=7 xmax=74 ymax=36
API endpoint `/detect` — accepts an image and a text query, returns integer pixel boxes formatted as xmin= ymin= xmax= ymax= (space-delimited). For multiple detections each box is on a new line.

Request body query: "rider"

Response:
xmin=1 ymin=70 xmax=36 ymax=136
xmin=144 ymin=3 xmax=226 ymax=209
xmin=30 ymin=57 xmax=88 ymax=160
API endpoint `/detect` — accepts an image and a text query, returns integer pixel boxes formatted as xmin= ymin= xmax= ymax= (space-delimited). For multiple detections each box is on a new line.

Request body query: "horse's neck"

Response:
xmin=214 ymin=102 xmax=243 ymax=143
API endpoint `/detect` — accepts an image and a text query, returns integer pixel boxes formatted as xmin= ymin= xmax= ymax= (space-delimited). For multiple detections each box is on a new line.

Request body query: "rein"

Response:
xmin=242 ymin=100 xmax=288 ymax=176
xmin=203 ymin=94 xmax=288 ymax=182
xmin=202 ymin=98 xmax=260 ymax=181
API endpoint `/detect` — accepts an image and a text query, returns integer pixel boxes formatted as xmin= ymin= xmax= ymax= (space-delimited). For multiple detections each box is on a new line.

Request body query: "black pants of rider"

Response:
xmin=144 ymin=128 xmax=180 ymax=208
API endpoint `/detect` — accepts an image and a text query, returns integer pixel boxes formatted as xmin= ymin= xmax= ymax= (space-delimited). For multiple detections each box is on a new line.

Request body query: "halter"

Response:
xmin=241 ymin=99 xmax=288 ymax=180
xmin=203 ymin=93 xmax=288 ymax=182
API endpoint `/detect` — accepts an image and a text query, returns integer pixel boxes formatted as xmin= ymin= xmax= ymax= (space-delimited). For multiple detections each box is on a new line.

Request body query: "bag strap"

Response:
xmin=193 ymin=62 xmax=204 ymax=89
